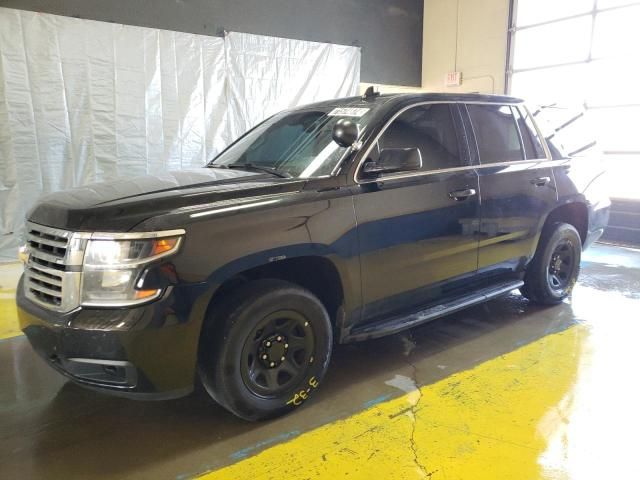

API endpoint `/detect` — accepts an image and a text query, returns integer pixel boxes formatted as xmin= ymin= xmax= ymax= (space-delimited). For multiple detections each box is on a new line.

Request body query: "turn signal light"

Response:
xmin=134 ymin=289 xmax=162 ymax=300
xmin=151 ymin=238 xmax=179 ymax=256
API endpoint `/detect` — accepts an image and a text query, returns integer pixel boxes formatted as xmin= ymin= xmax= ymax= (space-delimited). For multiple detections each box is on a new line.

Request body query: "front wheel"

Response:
xmin=521 ymin=222 xmax=582 ymax=305
xmin=199 ymin=279 xmax=333 ymax=421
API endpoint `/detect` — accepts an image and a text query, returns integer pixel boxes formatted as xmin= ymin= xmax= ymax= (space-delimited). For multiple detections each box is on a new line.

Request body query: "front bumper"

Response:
xmin=17 ymin=277 xmax=208 ymax=400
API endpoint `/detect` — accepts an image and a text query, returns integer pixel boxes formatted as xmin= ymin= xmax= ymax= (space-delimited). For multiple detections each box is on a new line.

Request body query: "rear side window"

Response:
xmin=378 ymin=104 xmax=462 ymax=171
xmin=467 ymin=104 xmax=524 ymax=163
xmin=513 ymin=106 xmax=546 ymax=159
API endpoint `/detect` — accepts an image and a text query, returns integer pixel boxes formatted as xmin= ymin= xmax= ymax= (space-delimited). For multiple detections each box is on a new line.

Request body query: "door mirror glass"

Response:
xmin=332 ymin=119 xmax=360 ymax=147
xmin=363 ymin=147 xmax=423 ymax=174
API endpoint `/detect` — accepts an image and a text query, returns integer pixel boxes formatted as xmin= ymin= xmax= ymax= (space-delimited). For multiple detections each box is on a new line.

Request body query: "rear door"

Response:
xmin=353 ymin=103 xmax=480 ymax=324
xmin=463 ymin=103 xmax=558 ymax=278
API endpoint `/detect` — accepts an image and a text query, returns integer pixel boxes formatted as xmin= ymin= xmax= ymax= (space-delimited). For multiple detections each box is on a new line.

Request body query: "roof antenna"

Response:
xmin=362 ymin=85 xmax=380 ymax=100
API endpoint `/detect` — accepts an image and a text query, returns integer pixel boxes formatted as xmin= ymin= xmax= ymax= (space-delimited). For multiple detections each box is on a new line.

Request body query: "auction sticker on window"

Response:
xmin=327 ymin=107 xmax=370 ymax=117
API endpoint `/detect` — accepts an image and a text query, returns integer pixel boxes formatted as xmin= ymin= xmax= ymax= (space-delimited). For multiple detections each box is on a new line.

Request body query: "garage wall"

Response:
xmin=602 ymin=199 xmax=640 ymax=246
xmin=421 ymin=0 xmax=510 ymax=93
xmin=1 ymin=0 xmax=423 ymax=87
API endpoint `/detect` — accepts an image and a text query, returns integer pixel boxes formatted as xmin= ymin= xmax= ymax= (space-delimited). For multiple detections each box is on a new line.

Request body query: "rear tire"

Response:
xmin=521 ymin=222 xmax=581 ymax=305
xmin=199 ymin=279 xmax=332 ymax=421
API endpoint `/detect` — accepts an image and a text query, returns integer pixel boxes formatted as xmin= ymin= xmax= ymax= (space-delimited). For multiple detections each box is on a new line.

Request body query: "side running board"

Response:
xmin=347 ymin=280 xmax=524 ymax=342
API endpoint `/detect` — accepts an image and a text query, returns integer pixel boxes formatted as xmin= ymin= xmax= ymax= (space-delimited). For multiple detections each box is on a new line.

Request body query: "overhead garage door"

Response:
xmin=507 ymin=0 xmax=640 ymax=202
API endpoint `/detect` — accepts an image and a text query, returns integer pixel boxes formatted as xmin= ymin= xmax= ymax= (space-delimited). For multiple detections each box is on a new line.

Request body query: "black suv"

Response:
xmin=17 ymin=92 xmax=609 ymax=420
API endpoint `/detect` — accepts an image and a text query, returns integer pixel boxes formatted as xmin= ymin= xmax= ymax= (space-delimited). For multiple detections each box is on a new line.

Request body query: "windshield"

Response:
xmin=209 ymin=106 xmax=377 ymax=178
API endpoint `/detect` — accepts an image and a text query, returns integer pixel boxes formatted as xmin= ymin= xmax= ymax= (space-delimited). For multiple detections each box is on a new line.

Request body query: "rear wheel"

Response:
xmin=199 ymin=279 xmax=332 ymax=421
xmin=521 ymin=222 xmax=582 ymax=305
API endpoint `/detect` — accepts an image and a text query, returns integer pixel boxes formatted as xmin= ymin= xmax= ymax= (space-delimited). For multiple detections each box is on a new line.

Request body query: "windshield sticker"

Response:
xmin=327 ymin=107 xmax=370 ymax=117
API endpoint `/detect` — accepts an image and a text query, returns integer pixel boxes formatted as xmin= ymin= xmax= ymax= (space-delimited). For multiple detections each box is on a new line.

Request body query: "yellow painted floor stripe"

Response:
xmin=199 ymin=326 xmax=587 ymax=480
xmin=0 ymin=289 xmax=21 ymax=340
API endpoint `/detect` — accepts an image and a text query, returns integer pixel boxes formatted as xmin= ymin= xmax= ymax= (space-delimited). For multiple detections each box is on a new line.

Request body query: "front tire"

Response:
xmin=199 ymin=279 xmax=332 ymax=421
xmin=521 ymin=222 xmax=582 ymax=305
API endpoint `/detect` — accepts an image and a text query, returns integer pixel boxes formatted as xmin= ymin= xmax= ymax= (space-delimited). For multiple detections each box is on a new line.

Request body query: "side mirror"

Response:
xmin=363 ymin=147 xmax=423 ymax=175
xmin=332 ymin=119 xmax=360 ymax=147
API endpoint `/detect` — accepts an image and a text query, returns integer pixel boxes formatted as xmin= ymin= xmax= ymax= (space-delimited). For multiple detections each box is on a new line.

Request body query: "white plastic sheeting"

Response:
xmin=225 ymin=32 xmax=361 ymax=140
xmin=0 ymin=8 xmax=360 ymax=260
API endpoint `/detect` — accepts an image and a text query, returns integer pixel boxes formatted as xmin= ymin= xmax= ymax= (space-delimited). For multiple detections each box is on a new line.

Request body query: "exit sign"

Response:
xmin=445 ymin=71 xmax=462 ymax=87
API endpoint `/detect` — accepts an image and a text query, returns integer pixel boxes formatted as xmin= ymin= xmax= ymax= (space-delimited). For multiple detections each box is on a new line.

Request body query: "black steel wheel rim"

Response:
xmin=240 ymin=310 xmax=316 ymax=398
xmin=547 ymin=239 xmax=576 ymax=291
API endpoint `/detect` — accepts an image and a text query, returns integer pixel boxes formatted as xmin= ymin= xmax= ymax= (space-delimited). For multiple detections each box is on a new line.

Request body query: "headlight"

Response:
xmin=81 ymin=232 xmax=183 ymax=307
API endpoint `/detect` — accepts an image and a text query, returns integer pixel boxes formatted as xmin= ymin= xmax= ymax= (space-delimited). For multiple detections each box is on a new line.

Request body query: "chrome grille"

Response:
xmin=25 ymin=262 xmax=64 ymax=307
xmin=27 ymin=227 xmax=69 ymax=263
xmin=23 ymin=222 xmax=87 ymax=312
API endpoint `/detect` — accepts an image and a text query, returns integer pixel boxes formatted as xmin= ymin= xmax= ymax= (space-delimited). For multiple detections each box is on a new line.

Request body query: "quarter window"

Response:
xmin=377 ymin=104 xmax=462 ymax=171
xmin=467 ymin=104 xmax=525 ymax=163
xmin=514 ymin=106 xmax=546 ymax=159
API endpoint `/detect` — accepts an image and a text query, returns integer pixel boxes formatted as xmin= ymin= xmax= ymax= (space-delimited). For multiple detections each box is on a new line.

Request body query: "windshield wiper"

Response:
xmin=226 ymin=163 xmax=292 ymax=178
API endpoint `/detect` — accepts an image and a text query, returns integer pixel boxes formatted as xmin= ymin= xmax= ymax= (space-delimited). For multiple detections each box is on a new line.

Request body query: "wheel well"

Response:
xmin=208 ymin=256 xmax=345 ymax=326
xmin=544 ymin=202 xmax=588 ymax=245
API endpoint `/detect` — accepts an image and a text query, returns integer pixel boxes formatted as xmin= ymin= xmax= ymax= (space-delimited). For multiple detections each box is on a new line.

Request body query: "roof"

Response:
xmin=381 ymin=92 xmax=524 ymax=104
xmin=297 ymin=91 xmax=525 ymax=112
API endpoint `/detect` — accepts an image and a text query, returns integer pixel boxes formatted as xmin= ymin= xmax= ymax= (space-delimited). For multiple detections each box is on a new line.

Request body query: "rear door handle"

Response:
xmin=531 ymin=176 xmax=551 ymax=187
xmin=449 ymin=188 xmax=477 ymax=201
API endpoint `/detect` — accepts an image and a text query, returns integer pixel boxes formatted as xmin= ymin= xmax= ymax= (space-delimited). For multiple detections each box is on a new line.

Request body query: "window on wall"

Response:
xmin=508 ymin=0 xmax=640 ymax=198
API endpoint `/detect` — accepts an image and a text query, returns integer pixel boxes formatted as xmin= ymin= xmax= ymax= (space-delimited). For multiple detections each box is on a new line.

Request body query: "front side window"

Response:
xmin=377 ymin=103 xmax=462 ymax=171
xmin=468 ymin=104 xmax=525 ymax=163
xmin=210 ymin=107 xmax=378 ymax=178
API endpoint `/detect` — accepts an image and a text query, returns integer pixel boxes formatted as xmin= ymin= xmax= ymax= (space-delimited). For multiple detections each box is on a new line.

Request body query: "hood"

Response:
xmin=27 ymin=168 xmax=303 ymax=231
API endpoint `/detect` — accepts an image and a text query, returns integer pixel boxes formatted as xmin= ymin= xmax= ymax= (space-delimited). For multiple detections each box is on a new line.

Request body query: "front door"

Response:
xmin=353 ymin=103 xmax=481 ymax=324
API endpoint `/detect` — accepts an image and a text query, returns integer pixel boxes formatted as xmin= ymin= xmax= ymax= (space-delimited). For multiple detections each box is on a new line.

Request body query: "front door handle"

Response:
xmin=449 ymin=188 xmax=477 ymax=201
xmin=531 ymin=176 xmax=551 ymax=187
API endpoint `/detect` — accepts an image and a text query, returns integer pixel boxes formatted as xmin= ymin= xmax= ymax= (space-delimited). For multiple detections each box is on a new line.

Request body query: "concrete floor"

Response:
xmin=1 ymin=243 xmax=639 ymax=479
